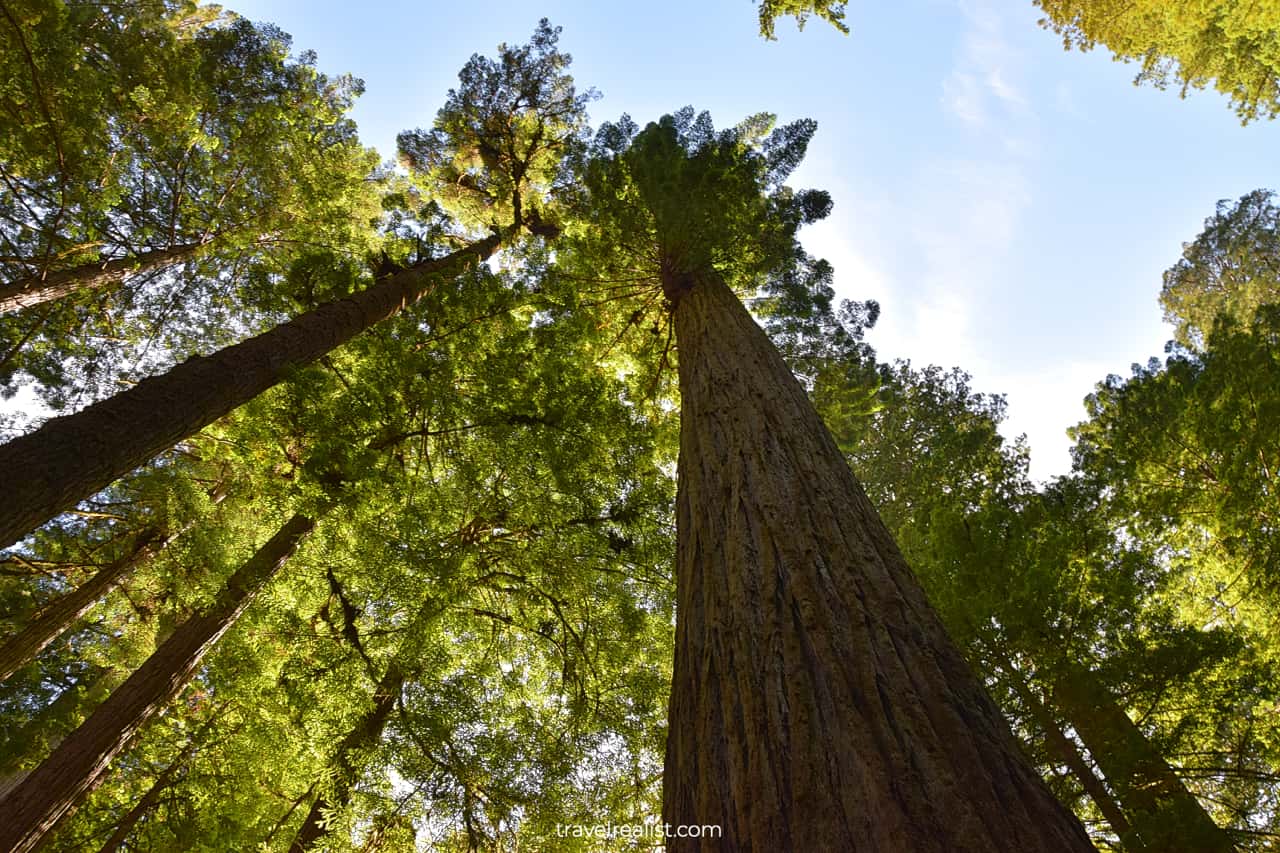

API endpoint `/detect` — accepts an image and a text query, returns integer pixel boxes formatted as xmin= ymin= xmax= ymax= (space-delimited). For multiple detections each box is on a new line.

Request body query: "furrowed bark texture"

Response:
xmin=0 ymin=234 xmax=500 ymax=550
xmin=0 ymin=528 xmax=164 ymax=683
xmin=661 ymin=271 xmax=1096 ymax=852
xmin=0 ymin=243 xmax=204 ymax=315
xmin=1051 ymin=663 xmax=1235 ymax=853
xmin=0 ymin=513 xmax=315 ymax=853
xmin=289 ymin=663 xmax=403 ymax=852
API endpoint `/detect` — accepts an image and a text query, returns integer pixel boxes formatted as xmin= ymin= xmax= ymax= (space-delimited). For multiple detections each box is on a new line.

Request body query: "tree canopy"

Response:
xmin=2 ymin=5 xmax=1280 ymax=852
xmin=1035 ymin=0 xmax=1280 ymax=122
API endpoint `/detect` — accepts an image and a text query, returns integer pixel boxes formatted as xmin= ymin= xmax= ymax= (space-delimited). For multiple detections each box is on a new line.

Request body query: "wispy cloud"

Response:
xmin=942 ymin=1 xmax=1029 ymax=128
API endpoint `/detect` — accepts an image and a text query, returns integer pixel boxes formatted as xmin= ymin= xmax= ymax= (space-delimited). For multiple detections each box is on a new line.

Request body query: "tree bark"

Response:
xmin=0 ymin=234 xmax=501 ymax=550
xmin=0 ymin=513 xmax=315 ymax=853
xmin=0 ymin=243 xmax=205 ymax=315
xmin=1050 ymin=662 xmax=1235 ymax=853
xmin=1001 ymin=663 xmax=1135 ymax=846
xmin=0 ymin=482 xmax=227 ymax=683
xmin=661 ymin=269 xmax=1095 ymax=852
xmin=0 ymin=529 xmax=163 ymax=683
xmin=289 ymin=663 xmax=403 ymax=851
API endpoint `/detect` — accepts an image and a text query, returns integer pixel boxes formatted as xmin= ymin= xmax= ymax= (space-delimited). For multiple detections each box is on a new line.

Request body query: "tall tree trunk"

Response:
xmin=289 ymin=663 xmax=404 ymax=852
xmin=94 ymin=704 xmax=225 ymax=853
xmin=0 ymin=513 xmax=315 ymax=853
xmin=661 ymin=269 xmax=1095 ymax=852
xmin=997 ymin=659 xmax=1135 ymax=847
xmin=0 ymin=528 xmax=162 ymax=683
xmin=1050 ymin=662 xmax=1235 ymax=853
xmin=0 ymin=243 xmax=205 ymax=315
xmin=0 ymin=482 xmax=227 ymax=683
xmin=0 ymin=234 xmax=501 ymax=550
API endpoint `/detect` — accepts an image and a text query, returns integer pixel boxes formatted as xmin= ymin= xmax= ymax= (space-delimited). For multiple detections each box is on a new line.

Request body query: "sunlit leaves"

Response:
xmin=396 ymin=19 xmax=592 ymax=235
xmin=1035 ymin=0 xmax=1280 ymax=122
xmin=1161 ymin=188 xmax=1280 ymax=350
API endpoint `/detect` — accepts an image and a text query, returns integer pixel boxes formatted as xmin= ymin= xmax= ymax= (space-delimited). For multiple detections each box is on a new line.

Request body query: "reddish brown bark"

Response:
xmin=0 ymin=243 xmax=205 ymax=315
xmin=0 ymin=513 xmax=315 ymax=853
xmin=661 ymin=269 xmax=1095 ymax=851
xmin=1050 ymin=662 xmax=1235 ymax=853
xmin=0 ymin=234 xmax=502 ymax=550
xmin=0 ymin=529 xmax=163 ymax=683
xmin=289 ymin=663 xmax=403 ymax=851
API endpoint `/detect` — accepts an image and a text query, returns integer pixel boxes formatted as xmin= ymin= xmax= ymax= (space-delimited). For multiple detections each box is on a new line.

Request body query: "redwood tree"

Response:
xmin=0 ymin=512 xmax=316 ymax=853
xmin=572 ymin=112 xmax=1096 ymax=850
xmin=0 ymin=20 xmax=588 ymax=551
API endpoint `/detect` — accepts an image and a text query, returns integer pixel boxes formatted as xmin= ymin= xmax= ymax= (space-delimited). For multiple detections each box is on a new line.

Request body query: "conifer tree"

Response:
xmin=0 ymin=21 xmax=588 ymax=551
xmin=568 ymin=110 xmax=1094 ymax=851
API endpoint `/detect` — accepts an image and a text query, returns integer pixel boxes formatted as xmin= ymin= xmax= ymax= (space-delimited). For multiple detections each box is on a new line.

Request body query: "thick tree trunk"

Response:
xmin=0 ymin=243 xmax=205 ymax=315
xmin=289 ymin=663 xmax=404 ymax=851
xmin=0 ymin=528 xmax=163 ymax=683
xmin=0 ymin=234 xmax=501 ymax=550
xmin=0 ymin=513 xmax=315 ymax=853
xmin=661 ymin=269 xmax=1095 ymax=852
xmin=1050 ymin=662 xmax=1235 ymax=853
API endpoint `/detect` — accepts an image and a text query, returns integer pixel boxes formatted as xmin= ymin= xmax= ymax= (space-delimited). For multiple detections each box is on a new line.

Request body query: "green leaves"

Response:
xmin=1035 ymin=0 xmax=1280 ymax=122
xmin=1161 ymin=189 xmax=1280 ymax=350
xmin=756 ymin=0 xmax=850 ymax=40
xmin=396 ymin=19 xmax=592 ymax=235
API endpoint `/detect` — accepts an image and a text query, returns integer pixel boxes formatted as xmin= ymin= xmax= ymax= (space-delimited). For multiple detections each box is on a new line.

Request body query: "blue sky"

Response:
xmin=229 ymin=0 xmax=1280 ymax=481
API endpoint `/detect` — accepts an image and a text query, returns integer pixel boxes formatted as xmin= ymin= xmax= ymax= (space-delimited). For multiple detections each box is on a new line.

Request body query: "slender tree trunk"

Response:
xmin=289 ymin=663 xmax=404 ymax=851
xmin=1050 ymin=662 xmax=1235 ymax=853
xmin=0 ymin=234 xmax=501 ymax=550
xmin=661 ymin=269 xmax=1095 ymax=852
xmin=0 ymin=483 xmax=227 ymax=683
xmin=0 ymin=513 xmax=315 ymax=853
xmin=1002 ymin=664 xmax=1135 ymax=847
xmin=0 ymin=529 xmax=162 ymax=683
xmin=94 ymin=705 xmax=225 ymax=853
xmin=0 ymin=243 xmax=205 ymax=315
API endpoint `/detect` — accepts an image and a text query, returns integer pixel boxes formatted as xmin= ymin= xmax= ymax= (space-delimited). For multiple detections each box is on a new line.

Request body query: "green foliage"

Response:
xmin=0 ymin=1 xmax=384 ymax=402
xmin=756 ymin=0 xmax=849 ymax=39
xmin=396 ymin=19 xmax=592 ymax=235
xmin=1161 ymin=188 xmax=1280 ymax=349
xmin=1072 ymin=308 xmax=1280 ymax=623
xmin=1035 ymin=0 xmax=1280 ymax=122
xmin=559 ymin=106 xmax=874 ymax=401
xmin=5 ymin=8 xmax=1280 ymax=853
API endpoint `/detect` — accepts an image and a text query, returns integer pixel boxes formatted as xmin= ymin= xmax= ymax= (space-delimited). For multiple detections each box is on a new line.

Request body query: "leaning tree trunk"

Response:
xmin=0 ymin=513 xmax=315 ymax=853
xmin=0 ymin=243 xmax=205 ymax=315
xmin=0 ymin=233 xmax=501 ymax=550
xmin=289 ymin=663 xmax=404 ymax=852
xmin=0 ymin=528 xmax=164 ymax=683
xmin=1050 ymin=662 xmax=1235 ymax=853
xmin=0 ymin=483 xmax=227 ymax=683
xmin=996 ymin=658 xmax=1136 ymax=847
xmin=661 ymin=269 xmax=1095 ymax=852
